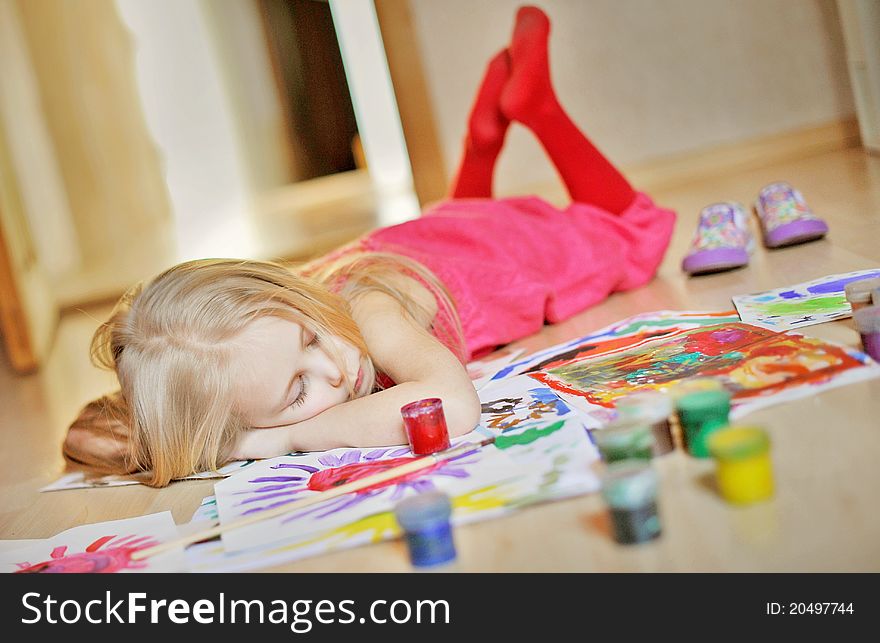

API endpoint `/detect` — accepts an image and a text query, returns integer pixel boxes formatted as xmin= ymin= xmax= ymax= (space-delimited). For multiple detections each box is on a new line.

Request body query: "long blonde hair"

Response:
xmin=69 ymin=254 xmax=463 ymax=487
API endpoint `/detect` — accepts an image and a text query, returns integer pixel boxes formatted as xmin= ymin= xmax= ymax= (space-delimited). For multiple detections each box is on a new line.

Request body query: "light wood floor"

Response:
xmin=1 ymin=146 xmax=879 ymax=571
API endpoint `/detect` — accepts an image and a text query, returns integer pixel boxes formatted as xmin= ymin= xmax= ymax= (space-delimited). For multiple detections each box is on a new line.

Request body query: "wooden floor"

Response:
xmin=1 ymin=146 xmax=879 ymax=571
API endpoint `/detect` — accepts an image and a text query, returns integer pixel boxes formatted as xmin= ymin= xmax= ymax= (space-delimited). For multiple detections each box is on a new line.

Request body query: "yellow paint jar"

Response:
xmin=707 ymin=426 xmax=774 ymax=505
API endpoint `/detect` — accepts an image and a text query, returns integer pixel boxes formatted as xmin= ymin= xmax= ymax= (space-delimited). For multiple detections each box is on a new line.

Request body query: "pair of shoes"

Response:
xmin=682 ymin=182 xmax=828 ymax=275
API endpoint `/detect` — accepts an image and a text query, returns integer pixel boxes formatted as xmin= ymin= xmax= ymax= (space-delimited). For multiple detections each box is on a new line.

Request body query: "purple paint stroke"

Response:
xmin=389 ymin=479 xmax=434 ymax=500
xmin=709 ymin=328 xmax=747 ymax=343
xmin=410 ymin=479 xmax=436 ymax=494
xmin=806 ymin=271 xmax=880 ymax=294
xmin=311 ymin=492 xmax=373 ymax=519
xmin=318 ymin=449 xmax=362 ymax=468
xmin=364 ymin=448 xmax=393 ymax=460
xmin=240 ymin=496 xmax=300 ymax=516
xmin=389 ymin=484 xmax=408 ymax=501
xmin=249 ymin=475 xmax=306 ymax=483
xmin=236 ymin=488 xmax=307 ymax=506
xmin=237 ymin=482 xmax=302 ymax=493
xmin=271 ymin=463 xmax=319 ymax=473
xmin=778 ymin=290 xmax=803 ymax=299
xmin=446 ymin=449 xmax=481 ymax=464
xmin=280 ymin=489 xmax=377 ymax=523
xmin=281 ymin=492 xmax=356 ymax=523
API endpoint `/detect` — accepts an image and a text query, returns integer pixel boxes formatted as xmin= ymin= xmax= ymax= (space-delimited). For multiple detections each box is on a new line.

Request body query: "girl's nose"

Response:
xmin=317 ymin=351 xmax=344 ymax=388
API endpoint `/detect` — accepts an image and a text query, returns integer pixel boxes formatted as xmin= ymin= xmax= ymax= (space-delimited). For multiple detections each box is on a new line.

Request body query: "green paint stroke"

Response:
xmin=754 ymin=295 xmax=847 ymax=315
xmin=614 ymin=315 xmax=740 ymax=336
xmin=495 ymin=420 xmax=565 ymax=449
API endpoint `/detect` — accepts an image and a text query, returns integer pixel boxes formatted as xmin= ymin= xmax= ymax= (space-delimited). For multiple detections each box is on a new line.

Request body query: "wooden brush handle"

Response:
xmin=131 ymin=441 xmax=481 ymax=561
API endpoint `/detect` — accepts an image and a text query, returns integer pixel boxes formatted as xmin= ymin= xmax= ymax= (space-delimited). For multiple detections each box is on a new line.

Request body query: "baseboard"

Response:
xmin=513 ymin=117 xmax=862 ymax=201
xmin=627 ymin=117 xmax=861 ymax=193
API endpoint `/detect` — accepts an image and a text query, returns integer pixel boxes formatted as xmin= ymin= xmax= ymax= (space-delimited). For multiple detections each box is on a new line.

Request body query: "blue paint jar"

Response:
xmin=394 ymin=491 xmax=456 ymax=568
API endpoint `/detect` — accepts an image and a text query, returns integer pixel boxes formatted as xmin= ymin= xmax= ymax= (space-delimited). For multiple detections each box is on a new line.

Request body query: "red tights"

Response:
xmin=449 ymin=6 xmax=636 ymax=215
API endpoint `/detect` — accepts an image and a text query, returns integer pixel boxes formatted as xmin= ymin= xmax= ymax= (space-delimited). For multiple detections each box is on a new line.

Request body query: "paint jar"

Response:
xmin=676 ymin=388 xmax=731 ymax=458
xmin=671 ymin=379 xmax=725 ymax=451
xmin=844 ymin=277 xmax=880 ymax=313
xmin=400 ymin=398 xmax=451 ymax=455
xmin=394 ymin=491 xmax=457 ymax=569
xmin=593 ymin=420 xmax=655 ymax=463
xmin=601 ymin=460 xmax=661 ymax=545
xmin=707 ymin=425 xmax=774 ymax=505
xmin=853 ymin=305 xmax=880 ymax=361
xmin=615 ymin=392 xmax=675 ymax=455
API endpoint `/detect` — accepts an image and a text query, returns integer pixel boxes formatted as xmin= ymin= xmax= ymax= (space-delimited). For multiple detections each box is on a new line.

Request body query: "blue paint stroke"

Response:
xmin=806 ymin=270 xmax=880 ymax=294
xmin=528 ymin=387 xmax=571 ymax=415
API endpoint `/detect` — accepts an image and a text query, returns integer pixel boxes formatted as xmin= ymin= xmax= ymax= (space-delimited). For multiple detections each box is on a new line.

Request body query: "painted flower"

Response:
xmin=14 ymin=534 xmax=158 ymax=574
xmin=232 ymin=446 xmax=480 ymax=523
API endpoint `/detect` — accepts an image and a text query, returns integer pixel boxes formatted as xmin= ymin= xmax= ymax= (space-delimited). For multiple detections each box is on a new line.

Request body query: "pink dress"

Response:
xmin=314 ymin=193 xmax=675 ymax=363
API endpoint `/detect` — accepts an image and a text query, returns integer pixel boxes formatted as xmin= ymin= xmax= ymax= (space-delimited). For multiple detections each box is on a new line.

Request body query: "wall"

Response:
xmin=409 ymin=0 xmax=856 ymax=195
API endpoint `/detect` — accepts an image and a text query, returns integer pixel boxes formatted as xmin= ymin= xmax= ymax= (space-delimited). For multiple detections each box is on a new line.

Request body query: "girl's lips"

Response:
xmin=355 ymin=367 xmax=364 ymax=391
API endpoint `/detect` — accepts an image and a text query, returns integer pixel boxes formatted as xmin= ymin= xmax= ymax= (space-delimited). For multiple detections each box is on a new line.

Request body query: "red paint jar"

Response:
xmin=400 ymin=398 xmax=451 ymax=455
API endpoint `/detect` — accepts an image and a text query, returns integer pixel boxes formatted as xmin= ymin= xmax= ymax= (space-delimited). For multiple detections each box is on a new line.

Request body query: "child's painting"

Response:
xmin=732 ymin=269 xmax=880 ymax=330
xmin=489 ymin=310 xmax=742 ymax=383
xmin=40 ymin=459 xmax=258 ymax=492
xmin=478 ymin=374 xmax=585 ymax=430
xmin=467 ymin=347 xmax=525 ymax=390
xmin=214 ymin=397 xmax=599 ymax=555
xmin=189 ymin=496 xmax=219 ymax=525
xmin=529 ymin=323 xmax=880 ymax=419
xmin=0 ymin=512 xmax=184 ymax=573
xmin=40 ymin=471 xmax=144 ymax=492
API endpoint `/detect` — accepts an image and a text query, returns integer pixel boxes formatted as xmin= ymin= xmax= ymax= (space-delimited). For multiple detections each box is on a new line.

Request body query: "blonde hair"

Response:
xmin=70 ymin=253 xmax=464 ymax=487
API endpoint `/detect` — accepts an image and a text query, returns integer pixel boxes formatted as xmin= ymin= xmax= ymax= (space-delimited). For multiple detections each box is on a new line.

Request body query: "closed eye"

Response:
xmin=289 ymin=375 xmax=308 ymax=408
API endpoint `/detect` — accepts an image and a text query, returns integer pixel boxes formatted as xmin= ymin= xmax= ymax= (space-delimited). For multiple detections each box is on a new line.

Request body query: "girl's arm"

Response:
xmin=232 ymin=290 xmax=480 ymax=459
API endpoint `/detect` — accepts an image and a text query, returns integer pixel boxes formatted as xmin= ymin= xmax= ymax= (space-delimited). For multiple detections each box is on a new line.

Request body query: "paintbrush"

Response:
xmin=131 ymin=436 xmax=496 ymax=561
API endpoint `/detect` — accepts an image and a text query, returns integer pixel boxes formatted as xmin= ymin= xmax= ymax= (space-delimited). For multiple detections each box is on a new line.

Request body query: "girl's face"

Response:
xmin=231 ymin=317 xmax=366 ymax=428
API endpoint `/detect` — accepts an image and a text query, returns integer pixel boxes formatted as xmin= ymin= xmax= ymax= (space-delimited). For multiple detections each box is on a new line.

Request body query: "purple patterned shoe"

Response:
xmin=682 ymin=203 xmax=754 ymax=275
xmin=755 ymin=182 xmax=828 ymax=248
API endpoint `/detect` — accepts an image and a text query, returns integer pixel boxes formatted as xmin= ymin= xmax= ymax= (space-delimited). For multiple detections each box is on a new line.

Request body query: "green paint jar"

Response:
xmin=676 ymin=388 xmax=732 ymax=458
xmin=593 ymin=420 xmax=655 ymax=463
xmin=601 ymin=460 xmax=661 ymax=545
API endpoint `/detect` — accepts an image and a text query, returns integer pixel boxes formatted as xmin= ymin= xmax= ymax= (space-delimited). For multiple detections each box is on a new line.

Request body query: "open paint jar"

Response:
xmin=844 ymin=277 xmax=880 ymax=313
xmin=593 ymin=420 xmax=655 ymax=463
xmin=707 ymin=425 xmax=774 ymax=505
xmin=394 ymin=491 xmax=457 ymax=568
xmin=601 ymin=460 xmax=661 ymax=545
xmin=400 ymin=398 xmax=451 ymax=455
xmin=615 ymin=391 xmax=674 ymax=455
xmin=853 ymin=305 xmax=880 ymax=362
xmin=675 ymin=388 xmax=731 ymax=458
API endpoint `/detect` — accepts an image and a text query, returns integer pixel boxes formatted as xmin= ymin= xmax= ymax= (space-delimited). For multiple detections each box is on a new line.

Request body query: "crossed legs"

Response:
xmin=449 ymin=6 xmax=636 ymax=214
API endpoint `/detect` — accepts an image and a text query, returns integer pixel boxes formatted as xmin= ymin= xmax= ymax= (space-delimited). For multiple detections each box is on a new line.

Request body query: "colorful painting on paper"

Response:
xmin=530 ymin=322 xmax=880 ymax=419
xmin=478 ymin=374 xmax=584 ymax=430
xmin=189 ymin=496 xmax=219 ymax=525
xmin=214 ymin=392 xmax=599 ymax=556
xmin=467 ymin=347 xmax=525 ymax=390
xmin=489 ymin=310 xmax=741 ymax=383
xmin=732 ymin=269 xmax=880 ymax=330
xmin=0 ymin=512 xmax=184 ymax=573
xmin=40 ymin=459 xmax=258 ymax=492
